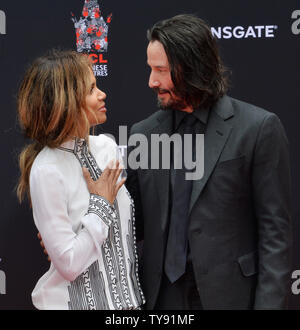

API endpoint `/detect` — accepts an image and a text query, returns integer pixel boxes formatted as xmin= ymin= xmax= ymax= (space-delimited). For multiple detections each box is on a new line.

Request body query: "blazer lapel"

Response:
xmin=189 ymin=96 xmax=234 ymax=213
xmin=148 ymin=95 xmax=234 ymax=227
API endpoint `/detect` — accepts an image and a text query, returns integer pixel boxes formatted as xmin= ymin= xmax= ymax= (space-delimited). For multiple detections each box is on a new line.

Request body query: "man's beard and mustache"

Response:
xmin=152 ymin=87 xmax=187 ymax=111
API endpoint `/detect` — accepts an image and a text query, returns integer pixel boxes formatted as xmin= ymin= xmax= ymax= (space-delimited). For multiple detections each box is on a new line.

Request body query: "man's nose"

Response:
xmin=148 ymin=71 xmax=160 ymax=89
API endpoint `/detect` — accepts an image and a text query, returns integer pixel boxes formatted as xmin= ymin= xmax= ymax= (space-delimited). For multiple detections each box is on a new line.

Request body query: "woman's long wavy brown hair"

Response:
xmin=17 ymin=49 xmax=94 ymax=203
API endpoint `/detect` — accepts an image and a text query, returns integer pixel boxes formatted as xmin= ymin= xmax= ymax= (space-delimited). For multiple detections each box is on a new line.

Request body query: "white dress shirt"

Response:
xmin=29 ymin=134 xmax=145 ymax=310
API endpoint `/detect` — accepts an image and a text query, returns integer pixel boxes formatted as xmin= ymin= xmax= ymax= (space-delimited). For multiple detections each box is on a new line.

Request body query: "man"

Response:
xmin=126 ymin=14 xmax=292 ymax=310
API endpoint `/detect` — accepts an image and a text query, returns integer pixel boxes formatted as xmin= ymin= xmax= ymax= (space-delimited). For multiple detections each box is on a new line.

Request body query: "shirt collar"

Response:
xmin=58 ymin=137 xmax=87 ymax=154
xmin=58 ymin=137 xmax=102 ymax=180
xmin=173 ymin=107 xmax=210 ymax=131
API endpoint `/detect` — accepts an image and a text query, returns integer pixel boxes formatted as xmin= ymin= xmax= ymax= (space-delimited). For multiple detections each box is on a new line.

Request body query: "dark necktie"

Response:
xmin=164 ymin=114 xmax=197 ymax=283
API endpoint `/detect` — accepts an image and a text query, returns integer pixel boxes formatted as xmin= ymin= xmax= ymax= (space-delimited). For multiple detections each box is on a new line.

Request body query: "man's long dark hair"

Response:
xmin=147 ymin=14 xmax=229 ymax=109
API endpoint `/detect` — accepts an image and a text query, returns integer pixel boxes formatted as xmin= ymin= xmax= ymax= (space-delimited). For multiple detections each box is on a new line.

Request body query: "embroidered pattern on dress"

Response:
xmin=109 ymin=200 xmax=134 ymax=309
xmin=64 ymin=137 xmax=143 ymax=309
xmin=126 ymin=190 xmax=146 ymax=305
xmin=88 ymin=194 xmax=116 ymax=227
xmin=68 ymin=261 xmax=109 ymax=310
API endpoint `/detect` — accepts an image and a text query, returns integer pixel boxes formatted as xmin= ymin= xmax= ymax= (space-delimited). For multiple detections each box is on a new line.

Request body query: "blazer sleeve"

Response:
xmin=30 ymin=163 xmax=117 ymax=282
xmin=251 ymin=113 xmax=292 ymax=309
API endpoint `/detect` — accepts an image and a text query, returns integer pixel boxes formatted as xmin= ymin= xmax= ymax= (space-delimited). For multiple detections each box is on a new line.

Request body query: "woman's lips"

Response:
xmin=98 ymin=106 xmax=107 ymax=112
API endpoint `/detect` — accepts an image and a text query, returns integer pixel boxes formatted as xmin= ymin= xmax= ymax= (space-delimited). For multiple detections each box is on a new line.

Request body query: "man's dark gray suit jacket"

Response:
xmin=126 ymin=95 xmax=292 ymax=309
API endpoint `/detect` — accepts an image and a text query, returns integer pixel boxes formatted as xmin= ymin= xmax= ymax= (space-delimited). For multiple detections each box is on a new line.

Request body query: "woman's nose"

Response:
xmin=98 ymin=90 xmax=106 ymax=100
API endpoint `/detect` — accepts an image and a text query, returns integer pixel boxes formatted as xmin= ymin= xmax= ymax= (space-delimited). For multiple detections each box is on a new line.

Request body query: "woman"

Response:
xmin=16 ymin=50 xmax=145 ymax=310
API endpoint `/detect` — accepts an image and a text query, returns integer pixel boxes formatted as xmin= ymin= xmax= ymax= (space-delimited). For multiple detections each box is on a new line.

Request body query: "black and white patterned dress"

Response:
xmin=30 ymin=135 xmax=145 ymax=310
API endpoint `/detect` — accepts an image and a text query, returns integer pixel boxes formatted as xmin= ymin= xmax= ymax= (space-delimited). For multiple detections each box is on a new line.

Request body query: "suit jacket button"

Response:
xmin=195 ymin=229 xmax=202 ymax=235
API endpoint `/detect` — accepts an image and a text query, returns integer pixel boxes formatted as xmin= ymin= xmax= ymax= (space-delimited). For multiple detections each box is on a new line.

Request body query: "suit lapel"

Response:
xmin=148 ymin=96 xmax=234 ymax=227
xmin=189 ymin=96 xmax=234 ymax=213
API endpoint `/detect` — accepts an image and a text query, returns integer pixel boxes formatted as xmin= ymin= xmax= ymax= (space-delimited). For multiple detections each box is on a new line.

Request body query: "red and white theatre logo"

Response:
xmin=71 ymin=0 xmax=112 ymax=77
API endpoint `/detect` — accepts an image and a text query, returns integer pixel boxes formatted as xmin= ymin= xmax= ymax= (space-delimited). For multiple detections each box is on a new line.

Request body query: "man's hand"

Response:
xmin=37 ymin=232 xmax=50 ymax=261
